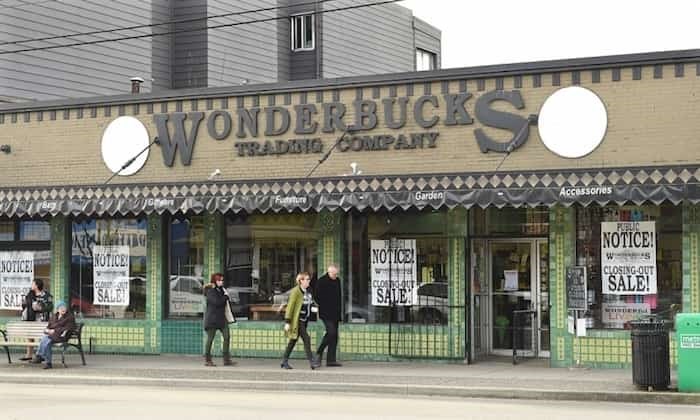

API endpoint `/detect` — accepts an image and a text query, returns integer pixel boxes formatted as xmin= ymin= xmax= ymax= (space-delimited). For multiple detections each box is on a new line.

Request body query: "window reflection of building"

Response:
xmin=168 ymin=216 xmax=205 ymax=318
xmin=225 ymin=214 xmax=319 ymax=320
xmin=70 ymin=218 xmax=147 ymax=319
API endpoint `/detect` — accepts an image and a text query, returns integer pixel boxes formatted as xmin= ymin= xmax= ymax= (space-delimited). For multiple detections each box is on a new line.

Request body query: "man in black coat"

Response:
xmin=314 ymin=264 xmax=342 ymax=367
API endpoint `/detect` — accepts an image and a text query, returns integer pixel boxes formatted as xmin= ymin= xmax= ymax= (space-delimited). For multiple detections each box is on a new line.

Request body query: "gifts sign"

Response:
xmin=601 ymin=221 xmax=657 ymax=295
xmin=370 ymin=239 xmax=417 ymax=306
xmin=93 ymin=245 xmax=130 ymax=306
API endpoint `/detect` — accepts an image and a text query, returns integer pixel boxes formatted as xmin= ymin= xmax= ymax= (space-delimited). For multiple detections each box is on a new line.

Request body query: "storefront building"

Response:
xmin=1 ymin=50 xmax=699 ymax=368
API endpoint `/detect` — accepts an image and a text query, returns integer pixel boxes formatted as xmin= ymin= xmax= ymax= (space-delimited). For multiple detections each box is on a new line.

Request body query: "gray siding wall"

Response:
xmin=0 ymin=0 xmax=155 ymax=101
xmin=288 ymin=0 xmax=318 ymax=81
xmin=151 ymin=0 xmax=173 ymax=92
xmin=206 ymin=0 xmax=281 ymax=87
xmin=413 ymin=17 xmax=441 ymax=70
xmin=321 ymin=1 xmax=414 ymax=79
xmin=173 ymin=0 xmax=208 ymax=89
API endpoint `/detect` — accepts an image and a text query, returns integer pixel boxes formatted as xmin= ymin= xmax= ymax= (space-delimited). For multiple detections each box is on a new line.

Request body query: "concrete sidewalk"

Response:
xmin=0 ymin=354 xmax=697 ymax=405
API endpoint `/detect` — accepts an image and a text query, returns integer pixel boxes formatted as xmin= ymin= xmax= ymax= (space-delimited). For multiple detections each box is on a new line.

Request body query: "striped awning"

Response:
xmin=0 ymin=165 xmax=697 ymax=217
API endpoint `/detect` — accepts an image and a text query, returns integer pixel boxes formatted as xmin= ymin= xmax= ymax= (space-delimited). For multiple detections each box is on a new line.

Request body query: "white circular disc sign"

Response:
xmin=538 ymin=86 xmax=608 ymax=158
xmin=101 ymin=116 xmax=150 ymax=176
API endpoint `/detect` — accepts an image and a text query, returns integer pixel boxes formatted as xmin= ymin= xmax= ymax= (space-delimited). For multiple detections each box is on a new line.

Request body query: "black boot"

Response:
xmin=310 ymin=355 xmax=321 ymax=370
xmin=280 ymin=360 xmax=293 ymax=369
xmin=223 ymin=353 xmax=234 ymax=366
xmin=204 ymin=355 xmax=215 ymax=367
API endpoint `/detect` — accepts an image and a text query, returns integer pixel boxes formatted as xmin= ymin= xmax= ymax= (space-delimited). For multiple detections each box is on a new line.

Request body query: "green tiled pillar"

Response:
xmin=50 ymin=215 xmax=70 ymax=303
xmin=203 ymin=213 xmax=225 ymax=280
xmin=682 ymin=204 xmax=700 ymax=313
xmin=549 ymin=206 xmax=576 ymax=367
xmin=317 ymin=210 xmax=345 ymax=277
xmin=447 ymin=208 xmax=468 ymax=359
xmin=145 ymin=214 xmax=165 ymax=354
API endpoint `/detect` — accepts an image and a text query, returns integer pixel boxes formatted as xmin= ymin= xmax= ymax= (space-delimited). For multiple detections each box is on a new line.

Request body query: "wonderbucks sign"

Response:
xmin=149 ymin=89 xmax=538 ymax=166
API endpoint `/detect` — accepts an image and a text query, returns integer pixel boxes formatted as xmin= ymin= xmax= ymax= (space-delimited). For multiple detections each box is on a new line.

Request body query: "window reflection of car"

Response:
xmin=169 ymin=275 xmax=205 ymax=314
xmin=412 ymin=282 xmax=448 ymax=325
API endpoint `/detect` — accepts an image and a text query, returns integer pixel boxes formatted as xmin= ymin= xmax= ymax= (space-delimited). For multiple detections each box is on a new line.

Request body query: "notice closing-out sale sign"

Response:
xmin=601 ymin=221 xmax=656 ymax=295
xmin=93 ymin=245 xmax=130 ymax=306
xmin=0 ymin=252 xmax=34 ymax=310
xmin=370 ymin=239 xmax=417 ymax=306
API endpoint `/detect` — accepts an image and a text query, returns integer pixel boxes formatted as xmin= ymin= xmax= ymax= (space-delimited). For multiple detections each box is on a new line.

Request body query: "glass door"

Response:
xmin=490 ymin=241 xmax=535 ymax=356
xmin=470 ymin=240 xmax=489 ymax=359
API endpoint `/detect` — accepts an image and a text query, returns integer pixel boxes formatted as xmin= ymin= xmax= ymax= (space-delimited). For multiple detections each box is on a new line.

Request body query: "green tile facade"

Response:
xmin=2 ymin=205 xmax=689 ymax=367
xmin=549 ymin=206 xmax=576 ymax=367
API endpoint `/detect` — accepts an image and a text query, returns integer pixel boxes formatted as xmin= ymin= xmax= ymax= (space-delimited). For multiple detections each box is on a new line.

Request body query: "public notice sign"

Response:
xmin=93 ymin=245 xmax=130 ymax=306
xmin=370 ymin=239 xmax=417 ymax=306
xmin=601 ymin=221 xmax=657 ymax=295
xmin=0 ymin=251 xmax=34 ymax=310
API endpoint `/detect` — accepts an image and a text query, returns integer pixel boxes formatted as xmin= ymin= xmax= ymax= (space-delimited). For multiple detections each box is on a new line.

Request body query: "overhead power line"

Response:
xmin=0 ymin=0 xmax=339 ymax=48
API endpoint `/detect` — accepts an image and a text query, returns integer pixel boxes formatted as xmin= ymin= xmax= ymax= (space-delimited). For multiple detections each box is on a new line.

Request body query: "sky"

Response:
xmin=399 ymin=0 xmax=700 ymax=69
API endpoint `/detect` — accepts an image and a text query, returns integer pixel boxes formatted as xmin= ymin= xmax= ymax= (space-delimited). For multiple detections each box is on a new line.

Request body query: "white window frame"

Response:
xmin=291 ymin=13 xmax=315 ymax=52
xmin=416 ymin=48 xmax=437 ymax=71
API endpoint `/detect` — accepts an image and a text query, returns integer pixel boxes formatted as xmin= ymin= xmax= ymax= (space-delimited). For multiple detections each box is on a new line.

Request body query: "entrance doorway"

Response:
xmin=471 ymin=239 xmax=549 ymax=359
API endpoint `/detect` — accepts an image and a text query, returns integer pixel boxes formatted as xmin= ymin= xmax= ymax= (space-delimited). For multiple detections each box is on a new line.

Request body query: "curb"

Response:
xmin=1 ymin=373 xmax=699 ymax=405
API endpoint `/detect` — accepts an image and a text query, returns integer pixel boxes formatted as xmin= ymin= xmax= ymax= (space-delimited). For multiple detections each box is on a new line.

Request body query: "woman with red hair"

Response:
xmin=203 ymin=273 xmax=233 ymax=367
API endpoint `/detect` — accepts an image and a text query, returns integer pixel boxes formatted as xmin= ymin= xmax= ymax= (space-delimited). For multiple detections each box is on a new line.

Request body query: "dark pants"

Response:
xmin=283 ymin=321 xmax=312 ymax=362
xmin=317 ymin=319 xmax=339 ymax=362
xmin=204 ymin=327 xmax=230 ymax=357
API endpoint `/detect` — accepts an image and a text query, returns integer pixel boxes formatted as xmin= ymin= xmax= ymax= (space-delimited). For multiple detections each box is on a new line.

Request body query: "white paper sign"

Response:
xmin=93 ymin=245 xmax=130 ymax=306
xmin=602 ymin=302 xmax=651 ymax=329
xmin=576 ymin=318 xmax=587 ymax=337
xmin=370 ymin=239 xmax=417 ymax=306
xmin=567 ymin=315 xmax=575 ymax=335
xmin=0 ymin=252 xmax=34 ymax=310
xmin=601 ymin=221 xmax=657 ymax=295
xmin=504 ymin=270 xmax=519 ymax=291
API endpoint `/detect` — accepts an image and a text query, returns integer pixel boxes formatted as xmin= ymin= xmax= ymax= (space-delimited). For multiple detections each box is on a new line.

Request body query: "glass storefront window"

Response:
xmin=168 ymin=216 xmax=205 ymax=318
xmin=0 ymin=220 xmax=51 ymax=318
xmin=0 ymin=221 xmax=14 ymax=241
xmin=347 ymin=210 xmax=449 ymax=324
xmin=224 ymin=213 xmax=319 ymax=321
xmin=70 ymin=218 xmax=147 ymax=319
xmin=470 ymin=207 xmax=549 ymax=236
xmin=19 ymin=221 xmax=52 ymax=241
xmin=576 ymin=204 xmax=682 ymax=329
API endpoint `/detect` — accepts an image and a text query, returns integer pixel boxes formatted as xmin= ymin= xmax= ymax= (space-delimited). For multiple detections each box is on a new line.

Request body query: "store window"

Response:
xmin=576 ymin=204 xmax=682 ymax=329
xmin=291 ymin=13 xmax=314 ymax=51
xmin=225 ymin=213 xmax=319 ymax=320
xmin=470 ymin=207 xmax=549 ymax=237
xmin=167 ymin=216 xmax=205 ymax=318
xmin=0 ymin=219 xmax=51 ymax=318
xmin=346 ymin=211 xmax=449 ymax=324
xmin=70 ymin=218 xmax=147 ymax=319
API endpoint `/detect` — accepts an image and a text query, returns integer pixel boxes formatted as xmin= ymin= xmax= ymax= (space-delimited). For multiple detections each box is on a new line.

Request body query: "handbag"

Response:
xmin=21 ymin=307 xmax=28 ymax=321
xmin=224 ymin=300 xmax=237 ymax=324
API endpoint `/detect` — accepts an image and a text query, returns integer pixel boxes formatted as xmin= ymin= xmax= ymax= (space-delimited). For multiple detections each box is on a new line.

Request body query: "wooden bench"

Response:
xmin=1 ymin=321 xmax=86 ymax=366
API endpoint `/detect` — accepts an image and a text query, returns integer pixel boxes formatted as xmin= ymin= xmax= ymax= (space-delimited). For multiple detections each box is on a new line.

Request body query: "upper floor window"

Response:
xmin=291 ymin=14 xmax=315 ymax=51
xmin=416 ymin=49 xmax=437 ymax=71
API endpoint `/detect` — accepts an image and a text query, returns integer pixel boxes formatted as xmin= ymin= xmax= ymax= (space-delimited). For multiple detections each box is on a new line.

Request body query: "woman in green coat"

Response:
xmin=281 ymin=272 xmax=321 ymax=370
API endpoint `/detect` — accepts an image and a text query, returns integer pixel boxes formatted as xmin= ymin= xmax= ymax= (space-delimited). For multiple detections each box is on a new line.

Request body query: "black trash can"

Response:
xmin=630 ymin=318 xmax=671 ymax=391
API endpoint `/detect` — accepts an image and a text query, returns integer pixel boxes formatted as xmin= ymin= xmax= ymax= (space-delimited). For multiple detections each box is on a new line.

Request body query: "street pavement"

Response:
xmin=0 ymin=354 xmax=697 ymax=405
xmin=0 ymin=384 xmax=698 ymax=420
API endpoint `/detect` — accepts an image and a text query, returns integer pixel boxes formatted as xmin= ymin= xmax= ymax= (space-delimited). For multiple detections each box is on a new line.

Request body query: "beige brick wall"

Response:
xmin=0 ymin=63 xmax=699 ymax=188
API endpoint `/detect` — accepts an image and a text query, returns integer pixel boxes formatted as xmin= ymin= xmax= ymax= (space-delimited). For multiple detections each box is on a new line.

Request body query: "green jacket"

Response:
xmin=284 ymin=286 xmax=307 ymax=340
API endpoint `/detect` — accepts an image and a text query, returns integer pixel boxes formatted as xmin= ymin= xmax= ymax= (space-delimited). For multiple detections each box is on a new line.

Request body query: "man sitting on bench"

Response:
xmin=31 ymin=301 xmax=75 ymax=369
